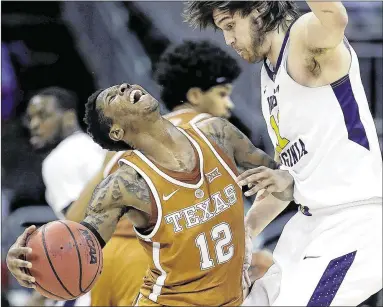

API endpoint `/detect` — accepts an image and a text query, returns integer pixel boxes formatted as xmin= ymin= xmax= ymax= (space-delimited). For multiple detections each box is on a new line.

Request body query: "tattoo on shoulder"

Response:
xmin=86 ymin=164 xmax=150 ymax=218
xmin=198 ymin=117 xmax=235 ymax=158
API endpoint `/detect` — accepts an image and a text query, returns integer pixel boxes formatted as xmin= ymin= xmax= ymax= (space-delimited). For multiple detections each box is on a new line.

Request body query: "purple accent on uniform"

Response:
xmin=307 ymin=251 xmax=357 ymax=307
xmin=263 ymin=20 xmax=296 ymax=82
xmin=264 ymin=60 xmax=275 ymax=81
xmin=331 ymin=75 xmax=370 ymax=150
xmin=275 ymin=20 xmax=295 ymax=73
xmin=299 ymin=205 xmax=312 ymax=216
xmin=63 ymin=299 xmax=77 ymax=306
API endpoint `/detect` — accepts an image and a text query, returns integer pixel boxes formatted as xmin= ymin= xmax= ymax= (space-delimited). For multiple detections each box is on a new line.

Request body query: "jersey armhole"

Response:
xmin=103 ymin=151 xmax=125 ymax=179
xmin=134 ymin=191 xmax=158 ymax=236
xmin=118 ymin=158 xmax=163 ymax=241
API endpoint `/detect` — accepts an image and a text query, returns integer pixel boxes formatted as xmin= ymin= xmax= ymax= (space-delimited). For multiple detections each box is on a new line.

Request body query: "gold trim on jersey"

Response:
xmin=103 ymin=151 xmax=125 ymax=179
xmin=190 ymin=122 xmax=238 ymax=183
xmin=163 ymin=108 xmax=196 ymax=118
xmin=148 ymin=242 xmax=166 ymax=302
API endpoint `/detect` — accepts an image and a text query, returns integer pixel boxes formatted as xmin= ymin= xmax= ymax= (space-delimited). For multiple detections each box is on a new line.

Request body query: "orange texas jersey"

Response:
xmin=104 ymin=109 xmax=212 ymax=237
xmin=118 ymin=122 xmax=245 ymax=306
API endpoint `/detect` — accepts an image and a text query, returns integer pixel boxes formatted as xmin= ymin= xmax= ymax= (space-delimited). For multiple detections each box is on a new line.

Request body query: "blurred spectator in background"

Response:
xmin=11 ymin=87 xmax=106 ymax=306
xmin=24 ymin=87 xmax=106 ymax=218
xmin=1 ymin=119 xmax=47 ymax=215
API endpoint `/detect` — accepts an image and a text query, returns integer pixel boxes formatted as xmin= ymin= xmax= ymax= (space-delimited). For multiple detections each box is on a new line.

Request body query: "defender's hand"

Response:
xmin=6 ymin=225 xmax=37 ymax=288
xmin=237 ymin=166 xmax=294 ymax=200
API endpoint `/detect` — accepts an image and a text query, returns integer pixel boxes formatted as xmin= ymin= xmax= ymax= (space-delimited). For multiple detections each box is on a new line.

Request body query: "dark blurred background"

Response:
xmin=1 ymin=2 xmax=382 ymax=306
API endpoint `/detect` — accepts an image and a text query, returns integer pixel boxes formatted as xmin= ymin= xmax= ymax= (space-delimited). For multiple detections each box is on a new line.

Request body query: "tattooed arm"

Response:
xmin=66 ymin=151 xmax=117 ymax=223
xmin=198 ymin=118 xmax=293 ymax=197
xmin=5 ymin=163 xmax=151 ymax=289
xmin=197 ymin=117 xmax=278 ymax=171
xmin=81 ymin=163 xmax=152 ymax=245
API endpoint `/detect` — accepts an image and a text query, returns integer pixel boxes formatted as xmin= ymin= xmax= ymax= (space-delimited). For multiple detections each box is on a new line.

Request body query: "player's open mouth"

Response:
xmin=129 ymin=89 xmax=147 ymax=104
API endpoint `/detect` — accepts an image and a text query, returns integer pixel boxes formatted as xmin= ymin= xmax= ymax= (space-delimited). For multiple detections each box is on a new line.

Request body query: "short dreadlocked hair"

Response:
xmin=154 ymin=40 xmax=241 ymax=110
xmin=184 ymin=1 xmax=300 ymax=35
xmin=84 ymin=89 xmax=132 ymax=151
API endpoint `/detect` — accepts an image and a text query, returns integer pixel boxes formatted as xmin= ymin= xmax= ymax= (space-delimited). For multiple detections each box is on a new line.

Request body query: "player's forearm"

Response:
xmin=82 ymin=207 xmax=123 ymax=246
xmin=235 ymin=148 xmax=279 ymax=172
xmin=306 ymin=1 xmax=348 ymax=28
xmin=198 ymin=117 xmax=278 ymax=171
xmin=228 ymin=122 xmax=278 ymax=171
xmin=230 ymin=129 xmax=278 ymax=171
xmin=245 ymin=190 xmax=290 ymax=238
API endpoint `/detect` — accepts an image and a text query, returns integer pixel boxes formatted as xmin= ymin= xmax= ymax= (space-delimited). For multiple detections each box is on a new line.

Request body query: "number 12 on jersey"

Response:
xmin=195 ymin=222 xmax=234 ymax=270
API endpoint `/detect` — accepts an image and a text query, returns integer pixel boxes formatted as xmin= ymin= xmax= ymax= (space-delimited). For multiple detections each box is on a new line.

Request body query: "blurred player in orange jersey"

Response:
xmin=65 ymin=40 xmax=249 ymax=306
xmin=155 ymin=40 xmax=240 ymax=123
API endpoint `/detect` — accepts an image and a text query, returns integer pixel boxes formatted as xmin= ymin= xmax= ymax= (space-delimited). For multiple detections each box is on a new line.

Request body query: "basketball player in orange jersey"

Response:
xmin=8 ymin=83 xmax=294 ymax=306
xmin=156 ymin=40 xmax=240 ymax=124
xmin=63 ymin=40 xmax=244 ymax=306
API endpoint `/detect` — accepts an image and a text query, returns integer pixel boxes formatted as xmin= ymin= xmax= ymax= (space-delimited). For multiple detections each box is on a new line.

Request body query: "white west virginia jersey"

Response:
xmin=261 ymin=31 xmax=382 ymax=210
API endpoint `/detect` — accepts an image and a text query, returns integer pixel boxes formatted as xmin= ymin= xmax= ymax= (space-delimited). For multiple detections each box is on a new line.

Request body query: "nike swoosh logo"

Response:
xmin=163 ymin=189 xmax=179 ymax=201
xmin=303 ymin=256 xmax=321 ymax=260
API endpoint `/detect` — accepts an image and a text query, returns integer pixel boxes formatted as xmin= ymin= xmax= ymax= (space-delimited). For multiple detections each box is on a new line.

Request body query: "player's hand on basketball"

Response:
xmin=237 ymin=166 xmax=294 ymax=200
xmin=6 ymin=225 xmax=37 ymax=288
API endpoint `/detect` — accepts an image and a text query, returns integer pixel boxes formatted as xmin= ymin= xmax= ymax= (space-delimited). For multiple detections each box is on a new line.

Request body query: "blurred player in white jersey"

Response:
xmin=185 ymin=1 xmax=382 ymax=305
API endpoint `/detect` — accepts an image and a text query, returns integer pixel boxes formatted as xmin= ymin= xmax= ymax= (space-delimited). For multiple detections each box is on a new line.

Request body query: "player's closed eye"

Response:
xmin=109 ymin=95 xmax=116 ymax=103
xmin=225 ymin=23 xmax=234 ymax=31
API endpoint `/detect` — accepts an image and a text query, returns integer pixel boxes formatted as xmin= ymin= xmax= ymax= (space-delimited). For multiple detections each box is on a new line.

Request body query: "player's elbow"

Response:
xmin=331 ymin=5 xmax=348 ymax=30
xmin=317 ymin=3 xmax=348 ymax=31
xmin=335 ymin=10 xmax=348 ymax=30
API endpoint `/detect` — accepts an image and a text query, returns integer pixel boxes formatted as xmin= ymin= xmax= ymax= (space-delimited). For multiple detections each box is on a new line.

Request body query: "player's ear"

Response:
xmin=186 ymin=87 xmax=203 ymax=106
xmin=109 ymin=124 xmax=124 ymax=141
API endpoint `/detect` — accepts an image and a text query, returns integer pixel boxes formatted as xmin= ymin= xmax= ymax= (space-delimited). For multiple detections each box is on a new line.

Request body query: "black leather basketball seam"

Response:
xmin=41 ymin=224 xmax=76 ymax=298
xmin=57 ymin=221 xmax=84 ymax=294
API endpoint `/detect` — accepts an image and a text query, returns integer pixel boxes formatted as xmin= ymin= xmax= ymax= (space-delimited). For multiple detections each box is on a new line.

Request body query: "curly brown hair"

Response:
xmin=184 ymin=1 xmax=300 ymax=36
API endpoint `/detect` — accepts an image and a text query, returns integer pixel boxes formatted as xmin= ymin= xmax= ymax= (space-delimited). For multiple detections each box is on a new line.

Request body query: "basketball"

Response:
xmin=25 ymin=220 xmax=103 ymax=300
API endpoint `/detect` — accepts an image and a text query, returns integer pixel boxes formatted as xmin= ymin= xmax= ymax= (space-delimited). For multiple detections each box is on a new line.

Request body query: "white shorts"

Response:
xmin=243 ymin=199 xmax=382 ymax=306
